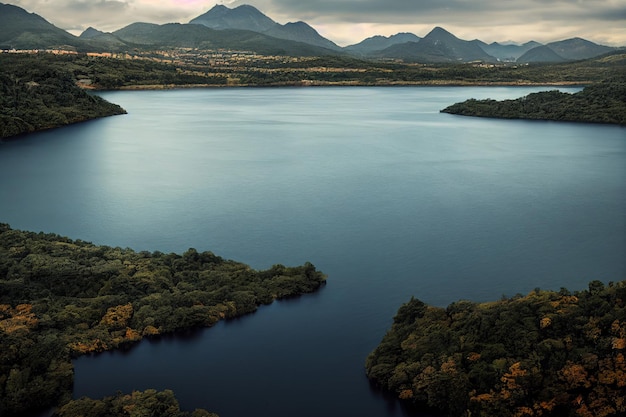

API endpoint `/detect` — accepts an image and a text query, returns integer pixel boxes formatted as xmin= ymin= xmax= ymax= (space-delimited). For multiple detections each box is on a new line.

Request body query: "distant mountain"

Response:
xmin=0 ymin=2 xmax=81 ymax=49
xmin=0 ymin=2 xmax=617 ymax=63
xmin=517 ymin=45 xmax=567 ymax=63
xmin=79 ymin=27 xmax=106 ymax=39
xmin=190 ymin=4 xmax=277 ymax=32
xmin=112 ymin=22 xmax=168 ymax=44
xmin=190 ymin=4 xmax=341 ymax=51
xmin=79 ymin=27 xmax=127 ymax=49
xmin=476 ymin=40 xmax=541 ymax=61
xmin=546 ymin=38 xmax=614 ymax=60
xmin=374 ymin=27 xmax=495 ymax=63
xmin=345 ymin=33 xmax=421 ymax=55
xmin=113 ymin=22 xmax=341 ymax=56
xmin=265 ymin=21 xmax=340 ymax=50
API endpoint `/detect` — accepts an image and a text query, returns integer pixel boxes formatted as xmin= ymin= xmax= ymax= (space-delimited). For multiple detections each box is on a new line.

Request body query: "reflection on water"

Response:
xmin=1 ymin=86 xmax=623 ymax=417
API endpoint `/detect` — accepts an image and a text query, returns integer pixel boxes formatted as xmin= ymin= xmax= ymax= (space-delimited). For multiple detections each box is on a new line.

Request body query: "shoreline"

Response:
xmin=101 ymin=80 xmax=590 ymax=91
xmin=2 ymin=81 xmax=592 ymax=140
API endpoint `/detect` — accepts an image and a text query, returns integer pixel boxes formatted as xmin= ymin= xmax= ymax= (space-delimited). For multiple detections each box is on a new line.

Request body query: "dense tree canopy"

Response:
xmin=0 ymin=55 xmax=126 ymax=139
xmin=53 ymin=389 xmax=217 ymax=417
xmin=366 ymin=281 xmax=626 ymax=417
xmin=0 ymin=224 xmax=326 ymax=416
xmin=441 ymin=75 xmax=626 ymax=125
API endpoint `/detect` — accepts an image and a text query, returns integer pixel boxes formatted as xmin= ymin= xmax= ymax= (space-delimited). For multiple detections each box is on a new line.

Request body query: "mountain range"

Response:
xmin=0 ymin=2 xmax=619 ymax=63
xmin=369 ymin=26 xmax=496 ymax=63
xmin=190 ymin=4 xmax=341 ymax=51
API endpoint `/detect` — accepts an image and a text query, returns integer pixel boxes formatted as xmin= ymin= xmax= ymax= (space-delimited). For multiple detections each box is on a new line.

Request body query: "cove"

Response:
xmin=0 ymin=86 xmax=624 ymax=417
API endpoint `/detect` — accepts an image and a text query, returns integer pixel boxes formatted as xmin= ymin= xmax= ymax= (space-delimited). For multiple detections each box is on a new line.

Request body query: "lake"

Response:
xmin=1 ymin=86 xmax=624 ymax=417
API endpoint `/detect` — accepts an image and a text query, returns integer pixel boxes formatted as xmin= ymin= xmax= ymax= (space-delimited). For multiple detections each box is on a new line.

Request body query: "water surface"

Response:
xmin=1 ymin=86 xmax=624 ymax=417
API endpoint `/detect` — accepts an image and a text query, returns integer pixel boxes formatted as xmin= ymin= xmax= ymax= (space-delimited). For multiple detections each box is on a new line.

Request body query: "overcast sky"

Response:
xmin=7 ymin=0 xmax=626 ymax=46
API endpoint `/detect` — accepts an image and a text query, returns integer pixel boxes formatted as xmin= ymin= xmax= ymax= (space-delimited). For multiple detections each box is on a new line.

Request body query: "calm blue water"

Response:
xmin=1 ymin=87 xmax=624 ymax=417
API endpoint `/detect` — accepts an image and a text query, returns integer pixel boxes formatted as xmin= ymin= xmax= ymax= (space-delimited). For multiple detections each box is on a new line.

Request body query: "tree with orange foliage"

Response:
xmin=367 ymin=280 xmax=626 ymax=417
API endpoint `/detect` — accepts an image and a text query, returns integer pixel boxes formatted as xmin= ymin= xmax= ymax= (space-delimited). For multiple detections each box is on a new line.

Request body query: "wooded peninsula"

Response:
xmin=0 ymin=54 xmax=126 ymax=139
xmin=442 ymin=75 xmax=626 ymax=125
xmin=366 ymin=281 xmax=626 ymax=417
xmin=0 ymin=224 xmax=326 ymax=416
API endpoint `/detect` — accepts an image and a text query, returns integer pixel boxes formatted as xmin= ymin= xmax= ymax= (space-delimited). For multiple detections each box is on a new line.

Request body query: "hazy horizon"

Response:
xmin=6 ymin=0 xmax=626 ymax=47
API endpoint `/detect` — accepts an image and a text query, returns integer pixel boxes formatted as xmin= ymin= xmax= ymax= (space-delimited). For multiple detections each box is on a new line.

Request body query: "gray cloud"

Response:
xmin=249 ymin=0 xmax=621 ymax=23
xmin=6 ymin=0 xmax=626 ymax=45
xmin=13 ymin=0 xmax=131 ymax=31
xmin=232 ymin=0 xmax=626 ymax=45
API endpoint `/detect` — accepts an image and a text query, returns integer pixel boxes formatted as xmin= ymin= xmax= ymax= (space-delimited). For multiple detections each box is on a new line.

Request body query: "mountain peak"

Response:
xmin=206 ymin=4 xmax=229 ymax=15
xmin=0 ymin=2 xmax=52 ymax=26
xmin=190 ymin=3 xmax=276 ymax=32
xmin=189 ymin=4 xmax=340 ymax=50
xmin=546 ymin=37 xmax=613 ymax=60
xmin=0 ymin=2 xmax=81 ymax=48
xmin=80 ymin=27 xmax=105 ymax=38
xmin=389 ymin=32 xmax=421 ymax=42
xmin=229 ymin=4 xmax=269 ymax=17
xmin=517 ymin=45 xmax=567 ymax=63
xmin=345 ymin=32 xmax=421 ymax=55
xmin=377 ymin=26 xmax=495 ymax=63
xmin=284 ymin=21 xmax=309 ymax=28
xmin=424 ymin=26 xmax=457 ymax=40
xmin=234 ymin=4 xmax=263 ymax=12
xmin=266 ymin=20 xmax=341 ymax=50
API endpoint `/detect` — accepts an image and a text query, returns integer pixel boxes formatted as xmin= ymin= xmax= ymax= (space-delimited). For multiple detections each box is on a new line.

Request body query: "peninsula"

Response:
xmin=441 ymin=75 xmax=626 ymax=125
xmin=0 ymin=224 xmax=326 ymax=416
xmin=0 ymin=54 xmax=126 ymax=139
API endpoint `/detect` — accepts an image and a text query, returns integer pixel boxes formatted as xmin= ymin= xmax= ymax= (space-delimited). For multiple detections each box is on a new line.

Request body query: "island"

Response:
xmin=365 ymin=281 xmax=626 ymax=417
xmin=441 ymin=75 xmax=626 ymax=125
xmin=0 ymin=223 xmax=326 ymax=416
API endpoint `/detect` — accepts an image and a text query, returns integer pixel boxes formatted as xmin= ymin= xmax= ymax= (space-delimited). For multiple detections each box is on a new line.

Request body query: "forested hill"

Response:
xmin=0 ymin=54 xmax=126 ymax=139
xmin=0 ymin=224 xmax=326 ymax=416
xmin=441 ymin=75 xmax=626 ymax=125
xmin=366 ymin=281 xmax=626 ymax=417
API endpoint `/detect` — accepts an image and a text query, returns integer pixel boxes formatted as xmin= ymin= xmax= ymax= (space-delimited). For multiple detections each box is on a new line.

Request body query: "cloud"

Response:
xmin=232 ymin=0 xmax=601 ymax=22
xmin=10 ymin=0 xmax=209 ymax=32
xmin=13 ymin=0 xmax=131 ymax=31
xmin=6 ymin=0 xmax=626 ymax=45
xmin=235 ymin=0 xmax=626 ymax=45
xmin=226 ymin=0 xmax=626 ymax=45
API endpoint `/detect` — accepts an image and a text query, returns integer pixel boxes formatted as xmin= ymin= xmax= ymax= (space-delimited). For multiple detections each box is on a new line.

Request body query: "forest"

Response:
xmin=441 ymin=75 xmax=626 ymax=125
xmin=366 ymin=280 xmax=626 ymax=417
xmin=0 ymin=224 xmax=326 ymax=416
xmin=0 ymin=55 xmax=126 ymax=139
xmin=52 ymin=389 xmax=218 ymax=417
